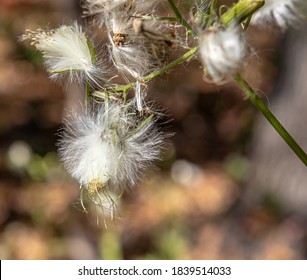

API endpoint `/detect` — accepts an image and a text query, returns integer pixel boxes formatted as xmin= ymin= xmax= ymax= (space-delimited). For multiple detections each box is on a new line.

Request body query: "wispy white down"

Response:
xmin=108 ymin=32 xmax=155 ymax=79
xmin=21 ymin=22 xmax=103 ymax=85
xmin=82 ymin=0 xmax=162 ymax=26
xmin=58 ymin=101 xmax=165 ymax=206
xmin=199 ymin=27 xmax=246 ymax=83
xmin=82 ymin=0 xmax=168 ymax=79
xmin=251 ymin=0 xmax=303 ymax=29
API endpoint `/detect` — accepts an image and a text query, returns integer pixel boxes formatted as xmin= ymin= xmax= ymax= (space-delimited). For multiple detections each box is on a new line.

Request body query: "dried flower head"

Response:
xmin=107 ymin=13 xmax=170 ymax=79
xmin=251 ymin=0 xmax=303 ymax=30
xmin=82 ymin=0 xmax=170 ymax=79
xmin=58 ymin=100 xmax=165 ymax=213
xmin=21 ymin=22 xmax=103 ymax=85
xmin=199 ymin=26 xmax=246 ymax=83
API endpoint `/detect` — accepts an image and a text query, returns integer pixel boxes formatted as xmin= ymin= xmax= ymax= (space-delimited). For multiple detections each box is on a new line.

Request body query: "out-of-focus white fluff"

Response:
xmin=251 ymin=0 xmax=302 ymax=29
xmin=199 ymin=27 xmax=246 ymax=83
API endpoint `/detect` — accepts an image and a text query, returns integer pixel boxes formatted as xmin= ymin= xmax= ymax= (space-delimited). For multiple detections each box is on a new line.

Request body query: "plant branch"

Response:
xmin=234 ymin=73 xmax=307 ymax=166
xmin=143 ymin=46 xmax=198 ymax=82
xmin=167 ymin=0 xmax=195 ymax=33
xmin=94 ymin=46 xmax=199 ymax=98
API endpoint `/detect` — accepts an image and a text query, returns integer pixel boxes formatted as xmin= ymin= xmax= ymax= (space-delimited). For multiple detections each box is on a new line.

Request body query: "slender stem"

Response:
xmin=167 ymin=0 xmax=195 ymax=33
xmin=143 ymin=46 xmax=198 ymax=82
xmin=210 ymin=0 xmax=218 ymax=15
xmin=242 ymin=15 xmax=252 ymax=33
xmin=95 ymin=46 xmax=199 ymax=97
xmin=234 ymin=74 xmax=307 ymax=166
xmin=141 ymin=15 xmax=177 ymax=22
xmin=85 ymin=82 xmax=91 ymax=105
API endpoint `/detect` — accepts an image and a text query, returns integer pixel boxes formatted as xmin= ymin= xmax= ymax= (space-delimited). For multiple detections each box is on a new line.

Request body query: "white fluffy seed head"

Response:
xmin=21 ymin=22 xmax=103 ymax=86
xmin=58 ymin=101 xmax=166 ymax=209
xmin=199 ymin=26 xmax=246 ymax=83
xmin=82 ymin=0 xmax=168 ymax=79
xmin=251 ymin=0 xmax=303 ymax=30
xmin=109 ymin=19 xmax=172 ymax=79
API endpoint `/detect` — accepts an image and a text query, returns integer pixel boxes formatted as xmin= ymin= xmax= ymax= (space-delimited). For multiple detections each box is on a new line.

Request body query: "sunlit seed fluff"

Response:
xmin=109 ymin=35 xmax=154 ymax=79
xmin=108 ymin=19 xmax=170 ymax=79
xmin=199 ymin=27 xmax=246 ymax=83
xmin=88 ymin=0 xmax=168 ymax=79
xmin=82 ymin=0 xmax=162 ymax=25
xmin=135 ymin=81 xmax=146 ymax=112
xmin=82 ymin=0 xmax=124 ymax=15
xmin=251 ymin=0 xmax=303 ymax=29
xmin=21 ymin=22 xmax=102 ymax=85
xmin=58 ymin=101 xmax=165 ymax=197
xmin=82 ymin=0 xmax=126 ymax=26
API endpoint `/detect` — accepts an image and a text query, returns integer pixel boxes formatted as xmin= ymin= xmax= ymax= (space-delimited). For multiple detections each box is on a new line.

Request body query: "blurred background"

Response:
xmin=1 ymin=0 xmax=307 ymax=259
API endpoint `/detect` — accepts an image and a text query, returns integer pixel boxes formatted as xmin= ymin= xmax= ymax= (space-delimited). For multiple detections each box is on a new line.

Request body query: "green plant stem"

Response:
xmin=167 ymin=0 xmax=195 ymax=34
xmin=94 ymin=46 xmax=199 ymax=97
xmin=143 ymin=46 xmax=198 ymax=82
xmin=210 ymin=0 xmax=218 ymax=15
xmin=141 ymin=15 xmax=177 ymax=22
xmin=94 ymin=0 xmax=264 ymax=98
xmin=234 ymin=74 xmax=307 ymax=166
xmin=242 ymin=15 xmax=252 ymax=33
xmin=221 ymin=0 xmax=264 ymax=26
xmin=85 ymin=82 xmax=91 ymax=105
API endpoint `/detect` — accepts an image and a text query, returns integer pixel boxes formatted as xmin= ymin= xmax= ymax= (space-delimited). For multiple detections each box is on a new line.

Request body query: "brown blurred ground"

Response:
xmin=0 ymin=0 xmax=307 ymax=260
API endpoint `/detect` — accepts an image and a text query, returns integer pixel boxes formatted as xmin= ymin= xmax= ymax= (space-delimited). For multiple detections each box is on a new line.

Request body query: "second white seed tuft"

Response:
xmin=199 ymin=27 xmax=246 ymax=83
xmin=251 ymin=0 xmax=303 ymax=30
